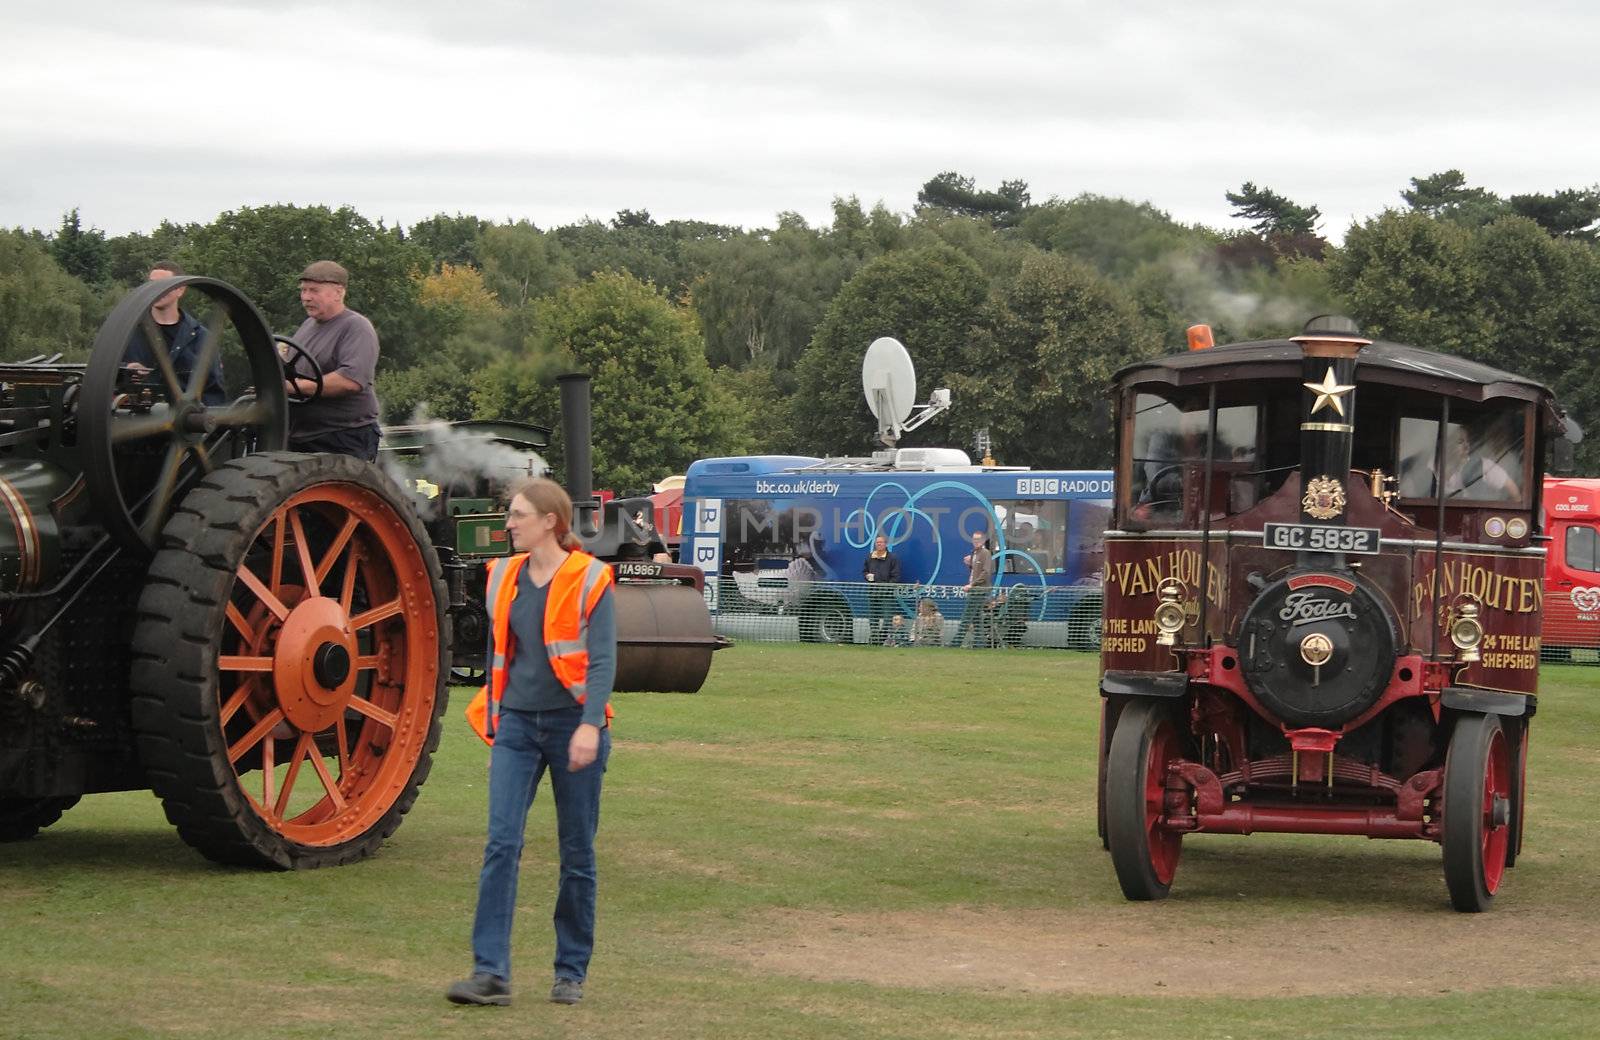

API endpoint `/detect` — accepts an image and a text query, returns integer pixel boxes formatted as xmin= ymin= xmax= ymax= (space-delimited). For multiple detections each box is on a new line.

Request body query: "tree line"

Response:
xmin=4 ymin=169 xmax=1599 ymax=490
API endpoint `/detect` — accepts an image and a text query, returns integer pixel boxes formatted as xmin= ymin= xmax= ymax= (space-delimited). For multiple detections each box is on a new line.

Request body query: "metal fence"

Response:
xmin=699 ymin=577 xmax=1599 ymax=664
xmin=702 ymin=577 xmax=1104 ymax=650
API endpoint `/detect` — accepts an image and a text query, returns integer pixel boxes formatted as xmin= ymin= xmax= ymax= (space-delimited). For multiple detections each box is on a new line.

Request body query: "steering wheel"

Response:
xmin=275 ymin=334 xmax=325 ymax=404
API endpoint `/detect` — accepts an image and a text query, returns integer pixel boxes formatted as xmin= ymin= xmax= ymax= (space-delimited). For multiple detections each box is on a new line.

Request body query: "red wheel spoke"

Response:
xmin=335 ymin=716 xmax=351 ymax=777
xmin=225 ymin=602 xmax=258 ymax=644
xmin=308 ymin=748 xmax=347 ymax=813
xmin=269 ymin=510 xmax=287 ymax=594
xmin=287 ymin=507 xmax=319 ymax=596
xmin=228 ymin=708 xmax=285 ymax=765
xmin=350 ymin=597 xmax=403 ymax=631
xmin=354 ymin=654 xmax=381 ymax=671
xmin=219 ymin=654 xmax=274 ymax=672
xmin=235 ymin=563 xmax=291 ymax=622
xmin=314 ymin=515 xmax=361 ymax=587
xmin=261 ymin=729 xmax=277 ymax=811
xmin=348 ymin=695 xmax=397 ymax=729
xmin=339 ymin=552 xmax=360 ymax=612
xmin=220 ymin=680 xmax=255 ymax=725
xmin=275 ymin=733 xmax=312 ymax=818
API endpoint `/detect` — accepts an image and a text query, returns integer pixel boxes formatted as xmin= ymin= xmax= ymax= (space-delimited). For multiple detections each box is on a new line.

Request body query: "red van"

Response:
xmin=1542 ymin=477 xmax=1600 ymax=657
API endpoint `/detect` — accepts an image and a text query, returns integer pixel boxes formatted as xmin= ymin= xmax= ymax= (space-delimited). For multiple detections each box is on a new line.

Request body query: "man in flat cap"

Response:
xmin=284 ymin=260 xmax=381 ymax=460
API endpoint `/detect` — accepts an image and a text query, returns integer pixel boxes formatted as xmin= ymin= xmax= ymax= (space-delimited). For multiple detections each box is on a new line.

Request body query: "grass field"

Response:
xmin=3 ymin=645 xmax=1599 ymax=1039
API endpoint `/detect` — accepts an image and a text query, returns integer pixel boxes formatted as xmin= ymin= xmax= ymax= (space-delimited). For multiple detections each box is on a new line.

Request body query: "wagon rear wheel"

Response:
xmin=1105 ymin=699 xmax=1186 ymax=900
xmin=129 ymin=453 xmax=449 ymax=868
xmin=0 ymin=796 xmax=80 ymax=842
xmin=1442 ymin=713 xmax=1512 ymax=912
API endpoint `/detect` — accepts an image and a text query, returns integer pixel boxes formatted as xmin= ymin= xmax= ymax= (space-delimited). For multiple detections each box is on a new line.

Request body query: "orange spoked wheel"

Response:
xmin=130 ymin=452 xmax=449 ymax=868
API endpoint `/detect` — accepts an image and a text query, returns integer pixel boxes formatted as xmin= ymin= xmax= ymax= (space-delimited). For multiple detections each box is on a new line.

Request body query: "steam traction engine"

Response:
xmin=1097 ymin=317 xmax=1575 ymax=911
xmin=0 ymin=277 xmax=451 ymax=867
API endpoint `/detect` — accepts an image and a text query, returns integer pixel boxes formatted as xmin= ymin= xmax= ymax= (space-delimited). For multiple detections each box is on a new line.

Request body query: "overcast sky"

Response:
xmin=4 ymin=1 xmax=1596 ymax=239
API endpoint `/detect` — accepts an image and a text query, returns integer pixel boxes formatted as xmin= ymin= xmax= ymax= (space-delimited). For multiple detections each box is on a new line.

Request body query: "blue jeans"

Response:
xmin=470 ymin=706 xmax=609 ymax=984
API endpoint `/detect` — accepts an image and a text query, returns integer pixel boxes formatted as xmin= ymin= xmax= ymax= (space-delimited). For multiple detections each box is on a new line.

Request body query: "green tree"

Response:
xmin=49 ymin=208 xmax=110 ymax=285
xmin=0 ymin=229 xmax=103 ymax=360
xmin=1507 ymin=188 xmax=1600 ymax=241
xmin=408 ymin=212 xmax=489 ymax=270
xmin=471 ymin=271 xmax=745 ymax=491
xmin=1018 ymin=194 xmax=1210 ymax=279
xmin=915 ymin=172 xmax=1032 ymax=228
xmin=1401 ymin=170 xmax=1506 ymax=227
xmin=180 ymin=204 xmax=437 ymax=369
xmin=104 ymin=220 xmax=196 ymax=287
xmin=1225 ymin=182 xmax=1322 ymax=237
xmin=961 ymin=252 xmax=1160 ymax=469
xmin=789 ymin=245 xmax=989 ymax=457
xmin=1326 ymin=210 xmax=1488 ymax=355
xmin=478 ymin=220 xmax=575 ymax=308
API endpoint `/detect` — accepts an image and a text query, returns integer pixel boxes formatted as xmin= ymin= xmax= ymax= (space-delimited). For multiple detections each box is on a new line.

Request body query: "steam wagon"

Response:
xmin=1097 ymin=316 xmax=1576 ymax=911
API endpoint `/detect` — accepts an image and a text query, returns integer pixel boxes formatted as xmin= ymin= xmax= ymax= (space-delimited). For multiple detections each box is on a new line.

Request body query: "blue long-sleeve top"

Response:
xmin=492 ymin=564 xmax=616 ymax=726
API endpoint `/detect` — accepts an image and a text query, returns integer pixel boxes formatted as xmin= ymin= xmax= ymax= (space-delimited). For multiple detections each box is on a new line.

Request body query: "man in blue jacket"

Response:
xmin=122 ymin=260 xmax=227 ymax=406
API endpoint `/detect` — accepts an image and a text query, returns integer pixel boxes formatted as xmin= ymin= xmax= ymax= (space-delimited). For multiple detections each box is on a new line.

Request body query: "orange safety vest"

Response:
xmin=464 ymin=550 xmax=615 ymax=746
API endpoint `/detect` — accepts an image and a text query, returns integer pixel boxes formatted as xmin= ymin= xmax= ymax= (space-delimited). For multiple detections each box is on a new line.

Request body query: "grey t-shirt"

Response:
xmin=289 ymin=308 xmax=380 ymax=438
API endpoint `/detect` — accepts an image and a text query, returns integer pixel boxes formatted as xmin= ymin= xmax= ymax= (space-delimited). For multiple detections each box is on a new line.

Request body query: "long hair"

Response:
xmin=510 ymin=477 xmax=582 ymax=551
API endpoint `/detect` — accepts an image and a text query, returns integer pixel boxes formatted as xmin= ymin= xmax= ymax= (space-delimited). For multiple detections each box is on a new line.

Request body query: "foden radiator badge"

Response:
xmin=1302 ymin=476 xmax=1347 ymax=521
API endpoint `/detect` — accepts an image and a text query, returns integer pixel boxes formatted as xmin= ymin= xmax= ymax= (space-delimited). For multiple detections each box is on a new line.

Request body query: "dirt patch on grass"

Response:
xmin=706 ymin=904 xmax=1600 ymax=997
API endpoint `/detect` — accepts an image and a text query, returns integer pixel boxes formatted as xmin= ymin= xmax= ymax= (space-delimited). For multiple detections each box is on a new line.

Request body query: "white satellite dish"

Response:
xmin=863 ymin=336 xmax=917 ymax=427
xmin=861 ymin=336 xmax=952 ymax=448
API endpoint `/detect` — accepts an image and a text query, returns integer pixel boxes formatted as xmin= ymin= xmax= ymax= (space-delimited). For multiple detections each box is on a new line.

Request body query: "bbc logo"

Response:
xmin=1016 ymin=478 xmax=1060 ymax=495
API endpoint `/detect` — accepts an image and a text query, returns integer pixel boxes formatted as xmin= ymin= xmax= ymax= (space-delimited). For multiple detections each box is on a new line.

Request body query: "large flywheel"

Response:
xmin=129 ymin=453 xmax=449 ymax=868
xmin=79 ymin=277 xmax=293 ymax=553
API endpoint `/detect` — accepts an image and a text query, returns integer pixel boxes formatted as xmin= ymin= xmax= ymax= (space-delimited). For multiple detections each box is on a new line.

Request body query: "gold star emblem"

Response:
xmin=1303 ymin=367 xmax=1355 ymax=417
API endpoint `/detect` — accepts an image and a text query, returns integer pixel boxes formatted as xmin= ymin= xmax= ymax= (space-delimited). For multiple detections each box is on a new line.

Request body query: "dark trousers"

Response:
xmin=866 ymin=584 xmax=897 ymax=641
xmin=289 ymin=422 xmax=380 ymax=462
xmin=951 ymin=588 xmax=992 ymax=648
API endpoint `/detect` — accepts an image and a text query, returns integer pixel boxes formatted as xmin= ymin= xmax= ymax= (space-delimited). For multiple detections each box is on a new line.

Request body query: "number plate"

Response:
xmin=1263 ymin=523 xmax=1381 ymax=555
xmin=615 ymin=561 xmax=665 ymax=578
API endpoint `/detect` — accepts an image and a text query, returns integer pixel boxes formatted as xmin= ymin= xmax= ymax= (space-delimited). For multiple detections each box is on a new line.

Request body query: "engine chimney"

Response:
xmin=557 ymin=373 xmax=599 ymax=538
xmin=1290 ymin=316 xmax=1370 ymax=545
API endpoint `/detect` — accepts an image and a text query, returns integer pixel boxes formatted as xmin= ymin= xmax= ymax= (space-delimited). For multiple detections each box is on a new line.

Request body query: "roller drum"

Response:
xmin=612 ymin=582 xmax=723 ymax=692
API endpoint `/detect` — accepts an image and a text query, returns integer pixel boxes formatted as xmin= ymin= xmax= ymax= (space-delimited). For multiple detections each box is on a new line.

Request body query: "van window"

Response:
xmin=1567 ymin=524 xmax=1599 ymax=572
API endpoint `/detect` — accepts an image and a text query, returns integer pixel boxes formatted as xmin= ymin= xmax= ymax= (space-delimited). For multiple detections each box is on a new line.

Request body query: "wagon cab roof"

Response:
xmin=1114 ymin=337 xmax=1573 ymax=434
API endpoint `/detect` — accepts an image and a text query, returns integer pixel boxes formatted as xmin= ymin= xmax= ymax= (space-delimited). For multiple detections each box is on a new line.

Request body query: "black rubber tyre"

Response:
xmin=129 ymin=452 xmax=450 ymax=869
xmin=450 ymin=666 xmax=487 ymax=685
xmin=0 ymin=796 xmax=80 ymax=842
xmin=1068 ymin=601 xmax=1104 ymax=651
xmin=815 ymin=595 xmax=854 ymax=644
xmin=1442 ymin=713 xmax=1512 ymax=912
xmin=1105 ymin=700 xmax=1187 ymax=901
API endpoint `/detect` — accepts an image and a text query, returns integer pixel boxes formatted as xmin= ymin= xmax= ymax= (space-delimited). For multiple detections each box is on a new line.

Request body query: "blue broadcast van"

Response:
xmin=679 ymin=451 xmax=1112 ymax=646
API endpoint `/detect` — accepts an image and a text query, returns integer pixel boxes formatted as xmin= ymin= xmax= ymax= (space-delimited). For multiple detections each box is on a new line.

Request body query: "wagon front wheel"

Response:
xmin=1442 ymin=712 xmax=1512 ymax=912
xmin=0 ymin=796 xmax=80 ymax=842
xmin=1105 ymin=699 xmax=1186 ymax=900
xmin=130 ymin=452 xmax=449 ymax=868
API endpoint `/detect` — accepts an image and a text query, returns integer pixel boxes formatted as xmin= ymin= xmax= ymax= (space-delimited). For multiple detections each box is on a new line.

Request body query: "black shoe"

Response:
xmin=447 ymin=973 xmax=510 ymax=1006
xmin=549 ymin=977 xmax=583 ymax=1004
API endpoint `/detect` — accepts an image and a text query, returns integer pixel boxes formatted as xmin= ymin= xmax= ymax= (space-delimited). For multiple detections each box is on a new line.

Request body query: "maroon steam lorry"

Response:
xmin=1097 ymin=316 xmax=1577 ymax=911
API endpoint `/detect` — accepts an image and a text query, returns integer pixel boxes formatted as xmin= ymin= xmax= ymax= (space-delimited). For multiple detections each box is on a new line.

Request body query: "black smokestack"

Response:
xmin=557 ymin=373 xmax=599 ymax=538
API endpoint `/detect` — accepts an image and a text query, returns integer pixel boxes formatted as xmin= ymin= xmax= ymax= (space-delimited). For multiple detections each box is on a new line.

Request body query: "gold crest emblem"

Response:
xmin=1302 ymin=476 xmax=1346 ymax=520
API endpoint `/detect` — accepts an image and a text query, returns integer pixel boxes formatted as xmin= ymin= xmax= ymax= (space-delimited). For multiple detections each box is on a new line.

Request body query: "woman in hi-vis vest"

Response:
xmin=448 ymin=478 xmax=616 ymax=1009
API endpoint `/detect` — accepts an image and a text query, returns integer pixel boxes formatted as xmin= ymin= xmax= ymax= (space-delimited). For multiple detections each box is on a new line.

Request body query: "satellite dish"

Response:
xmin=862 ymin=336 xmax=917 ymax=427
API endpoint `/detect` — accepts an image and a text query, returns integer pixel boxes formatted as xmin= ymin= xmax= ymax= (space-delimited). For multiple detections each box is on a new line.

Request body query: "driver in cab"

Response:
xmin=1401 ymin=423 xmax=1522 ymax=501
xmin=282 ymin=260 xmax=382 ymax=461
